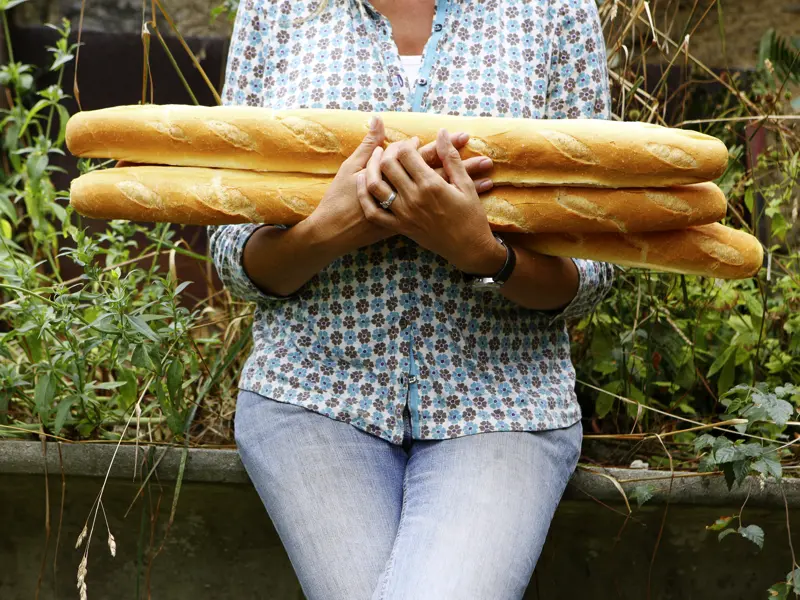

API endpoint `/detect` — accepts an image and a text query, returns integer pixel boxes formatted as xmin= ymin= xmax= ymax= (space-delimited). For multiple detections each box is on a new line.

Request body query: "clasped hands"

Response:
xmin=310 ymin=115 xmax=507 ymax=276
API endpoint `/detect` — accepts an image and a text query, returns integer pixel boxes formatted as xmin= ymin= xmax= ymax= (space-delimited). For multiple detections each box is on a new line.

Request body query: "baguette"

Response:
xmin=65 ymin=105 xmax=729 ymax=188
xmin=69 ymin=166 xmax=728 ymax=234
xmin=515 ymin=223 xmax=763 ymax=279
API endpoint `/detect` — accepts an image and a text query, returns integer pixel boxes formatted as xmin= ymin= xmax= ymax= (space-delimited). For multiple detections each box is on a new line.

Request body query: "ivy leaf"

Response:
xmin=722 ymin=463 xmax=736 ymax=491
xmin=753 ymin=456 xmax=783 ymax=480
xmin=715 ymin=445 xmax=737 ymax=464
xmin=739 ymin=443 xmax=763 ymax=458
xmin=630 ymin=484 xmax=655 ymax=507
xmin=718 ymin=528 xmax=738 ymax=542
xmin=706 ymin=516 xmax=734 ymax=531
xmin=769 ymin=582 xmax=790 ymax=599
xmin=791 ymin=567 xmax=800 ymax=594
xmin=694 ymin=433 xmax=716 ymax=452
xmin=698 ymin=454 xmax=717 ymax=473
xmin=731 ymin=460 xmax=750 ymax=487
xmin=765 ymin=399 xmax=793 ymax=427
xmin=776 ymin=384 xmax=799 ymax=399
xmin=738 ymin=524 xmax=764 ymax=549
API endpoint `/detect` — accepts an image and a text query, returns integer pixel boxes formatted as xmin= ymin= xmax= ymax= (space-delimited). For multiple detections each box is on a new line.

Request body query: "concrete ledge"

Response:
xmin=1 ymin=441 xmax=795 ymax=507
xmin=0 ymin=441 xmax=250 ymax=484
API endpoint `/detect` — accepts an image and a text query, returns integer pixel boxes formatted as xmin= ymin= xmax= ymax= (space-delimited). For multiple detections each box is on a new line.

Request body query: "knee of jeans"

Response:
xmin=566 ymin=419 xmax=584 ymax=469
xmin=233 ymin=390 xmax=255 ymax=446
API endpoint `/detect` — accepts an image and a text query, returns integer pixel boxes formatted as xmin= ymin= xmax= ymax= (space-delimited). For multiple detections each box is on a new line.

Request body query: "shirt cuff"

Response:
xmin=547 ymin=258 xmax=614 ymax=326
xmin=231 ymin=224 xmax=300 ymax=303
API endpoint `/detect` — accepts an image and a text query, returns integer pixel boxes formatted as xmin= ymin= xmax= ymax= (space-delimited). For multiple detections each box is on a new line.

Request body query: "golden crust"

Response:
xmin=70 ymin=166 xmax=727 ymax=233
xmin=65 ymin=105 xmax=730 ymax=188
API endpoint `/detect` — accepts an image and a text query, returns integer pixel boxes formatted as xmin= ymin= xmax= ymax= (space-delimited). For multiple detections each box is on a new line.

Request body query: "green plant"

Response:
xmin=0 ymin=15 xmax=243 ymax=444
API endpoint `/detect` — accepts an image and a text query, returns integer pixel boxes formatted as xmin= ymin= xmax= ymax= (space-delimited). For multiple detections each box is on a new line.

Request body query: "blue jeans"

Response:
xmin=235 ymin=390 xmax=582 ymax=600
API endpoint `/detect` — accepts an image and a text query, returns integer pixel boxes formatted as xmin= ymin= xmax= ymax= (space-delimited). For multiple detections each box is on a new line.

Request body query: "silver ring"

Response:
xmin=378 ymin=190 xmax=397 ymax=211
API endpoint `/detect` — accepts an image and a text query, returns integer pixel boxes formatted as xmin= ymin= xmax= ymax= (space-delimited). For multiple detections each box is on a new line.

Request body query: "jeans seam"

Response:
xmin=376 ymin=467 xmax=410 ymax=599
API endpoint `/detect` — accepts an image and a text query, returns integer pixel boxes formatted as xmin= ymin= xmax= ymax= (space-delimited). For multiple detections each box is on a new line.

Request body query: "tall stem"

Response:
xmin=45 ymin=69 xmax=65 ymax=142
xmin=2 ymin=12 xmax=15 ymax=64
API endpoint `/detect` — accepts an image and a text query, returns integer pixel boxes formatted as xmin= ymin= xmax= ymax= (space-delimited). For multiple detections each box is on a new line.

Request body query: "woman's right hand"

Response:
xmin=304 ymin=115 xmax=495 ymax=252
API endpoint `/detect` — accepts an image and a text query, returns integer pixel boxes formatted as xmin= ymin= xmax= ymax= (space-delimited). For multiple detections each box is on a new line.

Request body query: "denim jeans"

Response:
xmin=235 ymin=390 xmax=582 ymax=600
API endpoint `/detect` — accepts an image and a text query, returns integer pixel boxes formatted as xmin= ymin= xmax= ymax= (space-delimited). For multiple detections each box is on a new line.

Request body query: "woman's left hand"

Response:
xmin=357 ymin=128 xmax=506 ymax=276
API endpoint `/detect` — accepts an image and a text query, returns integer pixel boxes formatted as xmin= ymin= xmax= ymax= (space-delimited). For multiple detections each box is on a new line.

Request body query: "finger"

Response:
xmin=461 ymin=156 xmax=494 ymax=179
xmin=418 ymin=131 xmax=470 ymax=167
xmin=344 ymin=115 xmax=386 ymax=171
xmin=357 ymin=172 xmax=399 ymax=230
xmin=473 ymin=178 xmax=494 ymax=193
xmin=380 ymin=139 xmax=418 ymax=197
xmin=436 ymin=128 xmax=473 ymax=192
xmin=365 ymin=147 xmax=395 ymax=202
xmin=396 ymin=138 xmax=436 ymax=183
xmin=436 ymin=169 xmax=492 ymax=192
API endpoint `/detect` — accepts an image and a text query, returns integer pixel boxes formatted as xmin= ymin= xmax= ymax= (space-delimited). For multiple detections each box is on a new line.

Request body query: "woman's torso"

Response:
xmin=222 ymin=0 xmax=612 ymax=444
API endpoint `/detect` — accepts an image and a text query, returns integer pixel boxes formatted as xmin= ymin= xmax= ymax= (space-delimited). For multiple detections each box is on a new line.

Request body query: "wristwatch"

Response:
xmin=462 ymin=234 xmax=517 ymax=291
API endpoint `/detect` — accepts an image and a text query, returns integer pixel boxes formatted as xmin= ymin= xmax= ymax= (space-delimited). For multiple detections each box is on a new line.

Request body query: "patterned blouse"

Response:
xmin=211 ymin=0 xmax=615 ymax=445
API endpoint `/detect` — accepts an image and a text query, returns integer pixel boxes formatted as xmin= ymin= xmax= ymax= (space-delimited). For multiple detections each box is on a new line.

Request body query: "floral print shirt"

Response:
xmin=210 ymin=0 xmax=615 ymax=444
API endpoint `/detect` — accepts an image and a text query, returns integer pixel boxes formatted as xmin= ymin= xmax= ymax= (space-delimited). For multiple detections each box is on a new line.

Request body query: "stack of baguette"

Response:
xmin=66 ymin=105 xmax=763 ymax=279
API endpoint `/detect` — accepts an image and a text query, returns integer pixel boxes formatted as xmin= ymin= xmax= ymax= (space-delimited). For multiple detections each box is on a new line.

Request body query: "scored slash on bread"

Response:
xmin=69 ymin=166 xmax=761 ymax=279
xmin=65 ymin=105 xmax=763 ymax=280
xmin=71 ymin=166 xmax=727 ymax=234
xmin=65 ymin=105 xmax=730 ymax=188
xmin=514 ymin=224 xmax=763 ymax=280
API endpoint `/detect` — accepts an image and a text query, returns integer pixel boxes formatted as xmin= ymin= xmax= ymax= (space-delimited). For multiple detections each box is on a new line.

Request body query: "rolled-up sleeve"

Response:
xmin=544 ymin=0 xmax=615 ymax=322
xmin=208 ymin=224 xmax=295 ymax=304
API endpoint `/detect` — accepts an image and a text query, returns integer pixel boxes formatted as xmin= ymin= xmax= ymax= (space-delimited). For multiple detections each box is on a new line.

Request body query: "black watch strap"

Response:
xmin=462 ymin=235 xmax=516 ymax=285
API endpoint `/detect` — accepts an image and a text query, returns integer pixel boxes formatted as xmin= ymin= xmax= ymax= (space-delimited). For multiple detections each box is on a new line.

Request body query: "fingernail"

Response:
xmin=478 ymin=180 xmax=493 ymax=192
xmin=480 ymin=158 xmax=493 ymax=169
xmin=458 ymin=133 xmax=469 ymax=145
xmin=369 ymin=115 xmax=379 ymax=132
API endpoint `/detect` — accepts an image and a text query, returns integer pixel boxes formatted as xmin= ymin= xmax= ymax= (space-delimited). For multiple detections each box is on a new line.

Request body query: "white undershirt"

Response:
xmin=400 ymin=54 xmax=423 ymax=85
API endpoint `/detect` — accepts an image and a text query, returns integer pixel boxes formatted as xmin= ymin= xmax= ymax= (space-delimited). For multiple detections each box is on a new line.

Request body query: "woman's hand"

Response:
xmin=307 ymin=118 xmax=495 ymax=252
xmin=357 ymin=129 xmax=505 ymax=275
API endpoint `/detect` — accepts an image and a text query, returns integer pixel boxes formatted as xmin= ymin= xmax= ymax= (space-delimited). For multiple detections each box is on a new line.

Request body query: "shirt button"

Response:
xmin=434 ymin=23 xmax=443 ymax=32
xmin=417 ymin=78 xmax=428 ymax=87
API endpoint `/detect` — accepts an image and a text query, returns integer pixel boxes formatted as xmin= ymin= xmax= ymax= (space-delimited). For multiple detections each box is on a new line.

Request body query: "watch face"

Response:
xmin=471 ymin=277 xmax=501 ymax=291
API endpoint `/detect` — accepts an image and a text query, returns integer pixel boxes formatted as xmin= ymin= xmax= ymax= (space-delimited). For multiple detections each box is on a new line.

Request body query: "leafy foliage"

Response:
xmin=758 ymin=29 xmax=800 ymax=87
xmin=0 ymin=18 xmax=244 ymax=443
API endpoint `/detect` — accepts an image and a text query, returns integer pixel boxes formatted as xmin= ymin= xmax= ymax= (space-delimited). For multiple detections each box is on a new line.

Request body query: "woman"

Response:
xmin=210 ymin=1 xmax=614 ymax=598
